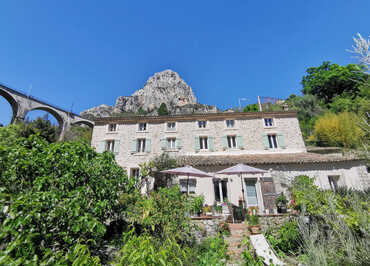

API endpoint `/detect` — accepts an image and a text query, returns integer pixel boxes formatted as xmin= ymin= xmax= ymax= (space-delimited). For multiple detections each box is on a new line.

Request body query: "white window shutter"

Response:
xmin=146 ymin=139 xmax=151 ymax=153
xmin=114 ymin=140 xmax=120 ymax=154
xmin=131 ymin=140 xmax=137 ymax=153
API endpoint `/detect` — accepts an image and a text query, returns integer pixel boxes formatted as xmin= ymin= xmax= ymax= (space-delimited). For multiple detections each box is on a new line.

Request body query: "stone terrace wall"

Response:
xmin=258 ymin=214 xmax=294 ymax=233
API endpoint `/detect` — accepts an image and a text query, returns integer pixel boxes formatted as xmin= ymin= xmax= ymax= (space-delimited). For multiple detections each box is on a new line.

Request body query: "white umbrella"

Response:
xmin=161 ymin=165 xmax=213 ymax=195
xmin=216 ymin=164 xmax=266 ymax=209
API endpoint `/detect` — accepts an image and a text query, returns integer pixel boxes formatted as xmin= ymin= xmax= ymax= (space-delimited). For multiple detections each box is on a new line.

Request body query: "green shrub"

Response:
xmin=266 ymin=220 xmax=301 ymax=256
xmin=194 ymin=237 xmax=229 ymax=266
xmin=115 ymin=229 xmax=190 ymax=266
xmin=0 ymin=130 xmax=138 ymax=263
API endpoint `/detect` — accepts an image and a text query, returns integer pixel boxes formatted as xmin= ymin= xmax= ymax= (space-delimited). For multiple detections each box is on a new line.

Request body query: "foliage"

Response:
xmin=218 ymin=222 xmax=231 ymax=237
xmin=64 ymin=125 xmax=92 ymax=144
xmin=275 ymin=192 xmax=288 ymax=206
xmin=301 ymin=61 xmax=368 ymax=103
xmin=19 ymin=114 xmax=59 ymax=143
xmin=310 ymin=112 xmax=365 ymax=148
xmin=266 ymin=220 xmax=301 ymax=256
xmin=140 ymin=153 xmax=178 ymax=190
xmin=158 ymin=103 xmax=169 ymax=116
xmin=115 ymin=229 xmax=191 ymax=266
xmin=242 ymin=103 xmax=259 ymax=112
xmin=137 ymin=106 xmax=147 ymax=115
xmin=187 ymin=195 xmax=204 ymax=215
xmin=121 ymin=186 xmax=194 ymax=242
xmin=0 ymin=129 xmax=138 ymax=263
xmin=247 ymin=214 xmax=259 ymax=226
xmin=240 ymin=239 xmax=264 ymax=266
xmin=194 ymin=237 xmax=229 ymax=266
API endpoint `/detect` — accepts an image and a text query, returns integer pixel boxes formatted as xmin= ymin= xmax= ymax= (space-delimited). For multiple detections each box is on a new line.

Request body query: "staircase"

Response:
xmin=224 ymin=223 xmax=249 ymax=264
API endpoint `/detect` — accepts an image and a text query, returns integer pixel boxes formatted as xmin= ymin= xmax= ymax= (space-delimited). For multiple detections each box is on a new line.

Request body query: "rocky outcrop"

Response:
xmin=81 ymin=70 xmax=218 ymax=118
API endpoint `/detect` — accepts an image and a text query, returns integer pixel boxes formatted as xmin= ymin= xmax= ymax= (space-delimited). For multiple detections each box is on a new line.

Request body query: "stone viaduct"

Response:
xmin=0 ymin=83 xmax=94 ymax=141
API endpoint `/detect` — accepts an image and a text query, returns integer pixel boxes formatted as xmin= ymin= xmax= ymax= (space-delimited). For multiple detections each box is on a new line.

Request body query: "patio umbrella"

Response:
xmin=160 ymin=165 xmax=213 ymax=195
xmin=216 ymin=164 xmax=266 ymax=210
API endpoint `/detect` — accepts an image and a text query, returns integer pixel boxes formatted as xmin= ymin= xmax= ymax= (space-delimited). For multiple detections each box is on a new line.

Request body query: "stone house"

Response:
xmin=91 ymin=111 xmax=369 ymax=213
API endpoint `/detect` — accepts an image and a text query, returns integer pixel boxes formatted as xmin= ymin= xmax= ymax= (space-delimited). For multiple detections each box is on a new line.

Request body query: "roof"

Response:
xmin=177 ymin=153 xmax=362 ymax=167
xmin=93 ymin=111 xmax=298 ymax=125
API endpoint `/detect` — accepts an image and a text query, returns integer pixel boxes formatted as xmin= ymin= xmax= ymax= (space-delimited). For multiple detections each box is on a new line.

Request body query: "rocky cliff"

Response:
xmin=81 ymin=70 xmax=218 ymax=118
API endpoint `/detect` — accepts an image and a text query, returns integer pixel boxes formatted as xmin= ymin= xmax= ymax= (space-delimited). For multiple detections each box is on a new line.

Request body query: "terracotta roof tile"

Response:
xmin=177 ymin=153 xmax=361 ymax=166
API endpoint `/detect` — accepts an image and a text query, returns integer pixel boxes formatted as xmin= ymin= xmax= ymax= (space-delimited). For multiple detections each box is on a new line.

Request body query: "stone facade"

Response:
xmin=91 ymin=111 xmax=369 ymax=213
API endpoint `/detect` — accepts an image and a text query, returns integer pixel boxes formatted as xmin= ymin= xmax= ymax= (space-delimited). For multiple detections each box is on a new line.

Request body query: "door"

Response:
xmin=260 ymin=177 xmax=277 ymax=213
xmin=245 ymin=180 xmax=258 ymax=206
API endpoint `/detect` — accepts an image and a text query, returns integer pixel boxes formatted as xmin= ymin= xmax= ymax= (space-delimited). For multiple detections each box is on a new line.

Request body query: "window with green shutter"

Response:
xmin=209 ymin=136 xmax=214 ymax=151
xmin=277 ymin=134 xmax=286 ymax=149
xmin=237 ymin=135 xmax=244 ymax=149
xmin=176 ymin=138 xmax=182 ymax=149
xmin=114 ymin=140 xmax=120 ymax=154
xmin=195 ymin=136 xmax=200 ymax=151
xmin=160 ymin=139 xmax=167 ymax=150
xmin=262 ymin=134 xmax=269 ymax=150
xmin=145 ymin=139 xmax=151 ymax=153
xmin=98 ymin=141 xmax=105 ymax=153
xmin=131 ymin=140 xmax=137 ymax=153
xmin=222 ymin=136 xmax=228 ymax=149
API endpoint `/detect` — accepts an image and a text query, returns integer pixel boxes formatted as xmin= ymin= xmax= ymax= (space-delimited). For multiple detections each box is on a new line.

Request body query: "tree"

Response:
xmin=286 ymin=94 xmax=327 ymax=138
xmin=348 ymin=33 xmax=370 ymax=68
xmin=64 ymin=125 xmax=92 ymax=144
xmin=0 ymin=128 xmax=139 ymax=264
xmin=19 ymin=114 xmax=59 ymax=143
xmin=310 ymin=112 xmax=365 ymax=148
xmin=242 ymin=103 xmax=259 ymax=112
xmin=301 ymin=61 xmax=368 ymax=103
xmin=158 ymin=103 xmax=169 ymax=116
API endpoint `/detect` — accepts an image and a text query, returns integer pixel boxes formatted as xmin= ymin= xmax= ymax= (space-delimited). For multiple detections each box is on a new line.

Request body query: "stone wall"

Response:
xmin=258 ymin=214 xmax=294 ymax=233
xmin=191 ymin=216 xmax=224 ymax=242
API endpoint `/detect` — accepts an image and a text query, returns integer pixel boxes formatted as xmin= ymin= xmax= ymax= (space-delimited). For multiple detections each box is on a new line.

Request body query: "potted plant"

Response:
xmin=275 ymin=192 xmax=288 ymax=213
xmin=191 ymin=196 xmax=204 ymax=217
xmin=202 ymin=205 xmax=212 ymax=216
xmin=247 ymin=214 xmax=261 ymax=234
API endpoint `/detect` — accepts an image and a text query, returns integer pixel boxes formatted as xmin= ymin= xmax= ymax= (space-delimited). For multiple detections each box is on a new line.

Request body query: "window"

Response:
xmin=264 ymin=118 xmax=274 ymax=127
xmin=245 ymin=180 xmax=258 ymax=206
xmin=328 ymin=176 xmax=339 ymax=192
xmin=108 ymin=124 xmax=117 ymax=132
xmin=226 ymin=120 xmax=235 ymax=128
xmin=227 ymin=136 xmax=237 ymax=148
xmin=105 ymin=140 xmax=115 ymax=152
xmin=167 ymin=122 xmax=176 ymax=131
xmin=214 ymin=180 xmax=228 ymax=202
xmin=138 ymin=123 xmax=147 ymax=131
xmin=179 ymin=179 xmax=196 ymax=194
xmin=131 ymin=168 xmax=140 ymax=178
xmin=198 ymin=121 xmax=207 ymax=128
xmin=268 ymin=134 xmax=278 ymax=149
xmin=167 ymin=138 xmax=176 ymax=149
xmin=137 ymin=139 xmax=146 ymax=152
xmin=199 ymin=137 xmax=208 ymax=150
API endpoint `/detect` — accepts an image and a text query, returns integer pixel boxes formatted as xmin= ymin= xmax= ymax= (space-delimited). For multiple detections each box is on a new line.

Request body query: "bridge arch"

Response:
xmin=25 ymin=106 xmax=65 ymax=131
xmin=0 ymin=88 xmax=18 ymax=124
xmin=71 ymin=120 xmax=94 ymax=128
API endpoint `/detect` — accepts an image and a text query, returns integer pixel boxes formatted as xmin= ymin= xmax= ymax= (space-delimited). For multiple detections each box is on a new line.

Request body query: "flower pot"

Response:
xmin=248 ymin=225 xmax=261 ymax=235
xmin=277 ymin=205 xmax=287 ymax=213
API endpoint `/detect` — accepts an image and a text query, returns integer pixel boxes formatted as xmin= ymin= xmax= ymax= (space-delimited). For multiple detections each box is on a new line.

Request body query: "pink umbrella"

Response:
xmin=216 ymin=164 xmax=266 ymax=209
xmin=161 ymin=165 xmax=213 ymax=195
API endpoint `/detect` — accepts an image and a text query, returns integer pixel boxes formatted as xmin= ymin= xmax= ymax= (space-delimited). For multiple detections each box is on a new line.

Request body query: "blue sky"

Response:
xmin=0 ymin=0 xmax=369 ymax=125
